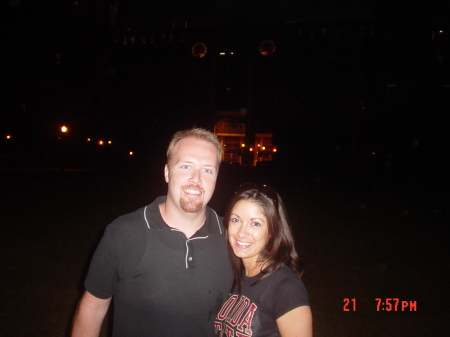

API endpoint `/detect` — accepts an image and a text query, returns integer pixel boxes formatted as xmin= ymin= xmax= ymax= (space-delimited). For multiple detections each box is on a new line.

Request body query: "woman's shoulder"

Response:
xmin=270 ymin=265 xmax=301 ymax=282
xmin=264 ymin=265 xmax=310 ymax=318
xmin=269 ymin=266 xmax=308 ymax=295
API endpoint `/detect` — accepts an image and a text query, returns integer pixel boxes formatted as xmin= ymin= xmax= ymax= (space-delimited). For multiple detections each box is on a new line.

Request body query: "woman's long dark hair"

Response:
xmin=224 ymin=186 xmax=304 ymax=289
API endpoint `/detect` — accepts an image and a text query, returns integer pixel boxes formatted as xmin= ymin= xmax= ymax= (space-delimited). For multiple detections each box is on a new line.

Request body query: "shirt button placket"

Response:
xmin=186 ymin=240 xmax=195 ymax=268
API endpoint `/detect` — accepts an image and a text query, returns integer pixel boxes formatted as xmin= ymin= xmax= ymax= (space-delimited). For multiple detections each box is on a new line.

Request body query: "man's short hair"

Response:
xmin=167 ymin=128 xmax=223 ymax=166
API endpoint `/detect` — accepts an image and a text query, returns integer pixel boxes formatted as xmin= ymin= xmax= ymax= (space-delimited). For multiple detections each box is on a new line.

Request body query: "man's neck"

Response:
xmin=159 ymin=201 xmax=206 ymax=238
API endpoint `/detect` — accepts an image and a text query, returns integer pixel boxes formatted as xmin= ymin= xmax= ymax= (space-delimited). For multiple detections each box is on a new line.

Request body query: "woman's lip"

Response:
xmin=235 ymin=240 xmax=252 ymax=248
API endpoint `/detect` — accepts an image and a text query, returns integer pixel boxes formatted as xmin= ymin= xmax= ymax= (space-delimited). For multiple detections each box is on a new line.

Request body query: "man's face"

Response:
xmin=165 ymin=137 xmax=219 ymax=213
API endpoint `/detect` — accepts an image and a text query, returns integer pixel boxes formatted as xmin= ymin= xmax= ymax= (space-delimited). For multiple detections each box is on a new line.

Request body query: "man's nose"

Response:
xmin=189 ymin=169 xmax=201 ymax=184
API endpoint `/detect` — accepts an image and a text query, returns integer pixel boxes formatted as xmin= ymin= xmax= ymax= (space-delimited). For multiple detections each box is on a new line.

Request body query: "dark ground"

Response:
xmin=0 ymin=162 xmax=448 ymax=336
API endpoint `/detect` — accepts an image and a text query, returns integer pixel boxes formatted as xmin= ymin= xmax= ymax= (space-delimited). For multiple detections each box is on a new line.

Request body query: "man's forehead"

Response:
xmin=171 ymin=138 xmax=218 ymax=165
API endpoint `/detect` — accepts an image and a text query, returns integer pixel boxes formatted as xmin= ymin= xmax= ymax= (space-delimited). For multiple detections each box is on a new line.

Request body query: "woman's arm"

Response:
xmin=276 ymin=305 xmax=313 ymax=337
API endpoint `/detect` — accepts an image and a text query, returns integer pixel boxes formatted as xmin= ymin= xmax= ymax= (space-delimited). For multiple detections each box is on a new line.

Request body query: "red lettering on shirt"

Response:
xmin=214 ymin=322 xmax=222 ymax=331
xmin=225 ymin=325 xmax=235 ymax=337
xmin=227 ymin=296 xmax=250 ymax=326
xmin=237 ymin=303 xmax=257 ymax=335
xmin=217 ymin=295 xmax=238 ymax=320
xmin=236 ymin=333 xmax=250 ymax=337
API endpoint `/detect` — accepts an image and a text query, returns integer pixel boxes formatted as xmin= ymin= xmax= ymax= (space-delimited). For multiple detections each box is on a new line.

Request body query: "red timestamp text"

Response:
xmin=343 ymin=298 xmax=356 ymax=311
xmin=343 ymin=298 xmax=418 ymax=312
xmin=375 ymin=298 xmax=417 ymax=311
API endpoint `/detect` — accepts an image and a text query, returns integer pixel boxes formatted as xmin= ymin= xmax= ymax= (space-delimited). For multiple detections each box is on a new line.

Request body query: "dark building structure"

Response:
xmin=2 ymin=1 xmax=449 ymax=169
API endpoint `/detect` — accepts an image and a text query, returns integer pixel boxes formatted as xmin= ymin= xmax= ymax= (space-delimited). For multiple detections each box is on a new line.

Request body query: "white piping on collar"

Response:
xmin=144 ymin=205 xmax=222 ymax=234
xmin=144 ymin=206 xmax=150 ymax=229
xmin=212 ymin=209 xmax=222 ymax=234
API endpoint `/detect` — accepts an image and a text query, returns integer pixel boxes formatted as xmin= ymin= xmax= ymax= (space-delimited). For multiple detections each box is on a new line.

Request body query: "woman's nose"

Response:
xmin=237 ymin=226 xmax=248 ymax=238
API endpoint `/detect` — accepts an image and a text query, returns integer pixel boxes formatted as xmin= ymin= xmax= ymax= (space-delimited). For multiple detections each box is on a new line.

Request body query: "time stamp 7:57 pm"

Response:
xmin=343 ymin=298 xmax=418 ymax=311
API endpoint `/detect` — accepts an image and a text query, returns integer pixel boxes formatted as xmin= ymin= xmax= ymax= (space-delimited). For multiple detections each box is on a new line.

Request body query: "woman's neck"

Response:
xmin=243 ymin=261 xmax=268 ymax=277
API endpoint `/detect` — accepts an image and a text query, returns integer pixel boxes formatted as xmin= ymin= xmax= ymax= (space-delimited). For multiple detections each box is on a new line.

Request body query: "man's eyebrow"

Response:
xmin=174 ymin=160 xmax=193 ymax=165
xmin=175 ymin=160 xmax=216 ymax=168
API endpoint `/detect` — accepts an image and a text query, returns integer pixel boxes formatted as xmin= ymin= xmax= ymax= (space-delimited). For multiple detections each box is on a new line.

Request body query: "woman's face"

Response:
xmin=228 ymin=200 xmax=269 ymax=269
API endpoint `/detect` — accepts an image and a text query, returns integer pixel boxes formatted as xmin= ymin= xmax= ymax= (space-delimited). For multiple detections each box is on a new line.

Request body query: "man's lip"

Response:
xmin=183 ymin=187 xmax=202 ymax=195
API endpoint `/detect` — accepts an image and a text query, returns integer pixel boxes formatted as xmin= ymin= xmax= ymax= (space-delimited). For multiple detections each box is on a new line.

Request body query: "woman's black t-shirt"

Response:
xmin=214 ymin=265 xmax=310 ymax=337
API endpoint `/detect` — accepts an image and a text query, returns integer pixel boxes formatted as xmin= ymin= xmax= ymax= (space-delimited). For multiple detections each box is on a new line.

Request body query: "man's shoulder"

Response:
xmin=106 ymin=197 xmax=163 ymax=234
xmin=105 ymin=206 xmax=147 ymax=238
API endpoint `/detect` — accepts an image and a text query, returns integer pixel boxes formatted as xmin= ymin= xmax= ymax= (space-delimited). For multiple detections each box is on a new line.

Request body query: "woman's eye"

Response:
xmin=230 ymin=218 xmax=239 ymax=223
xmin=251 ymin=222 xmax=261 ymax=227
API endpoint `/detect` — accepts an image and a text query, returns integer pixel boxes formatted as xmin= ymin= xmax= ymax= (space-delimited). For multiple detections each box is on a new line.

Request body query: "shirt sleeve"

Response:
xmin=84 ymin=211 xmax=148 ymax=299
xmin=84 ymin=224 xmax=120 ymax=299
xmin=272 ymin=275 xmax=310 ymax=319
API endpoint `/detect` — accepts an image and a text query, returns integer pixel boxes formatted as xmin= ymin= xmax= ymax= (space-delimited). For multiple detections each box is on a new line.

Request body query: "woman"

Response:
xmin=215 ymin=184 xmax=312 ymax=337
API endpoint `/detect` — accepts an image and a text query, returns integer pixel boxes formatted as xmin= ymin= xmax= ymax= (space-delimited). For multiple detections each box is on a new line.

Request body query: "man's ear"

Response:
xmin=164 ymin=164 xmax=169 ymax=183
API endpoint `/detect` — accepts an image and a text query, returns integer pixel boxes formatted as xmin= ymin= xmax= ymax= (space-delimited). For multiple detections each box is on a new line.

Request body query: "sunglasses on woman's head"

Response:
xmin=235 ymin=183 xmax=278 ymax=208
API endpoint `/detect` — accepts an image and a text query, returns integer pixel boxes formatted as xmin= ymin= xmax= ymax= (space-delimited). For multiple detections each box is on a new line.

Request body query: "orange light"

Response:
xmin=87 ymin=138 xmax=91 ymax=142
xmin=129 ymin=151 xmax=134 ymax=156
xmin=273 ymin=148 xmax=277 ymax=152
xmin=108 ymin=140 xmax=112 ymax=144
xmin=99 ymin=140 xmax=104 ymax=145
xmin=259 ymin=40 xmax=276 ymax=56
xmin=61 ymin=126 xmax=68 ymax=133
xmin=6 ymin=135 xmax=11 ymax=139
xmin=241 ymin=143 xmax=245 ymax=147
xmin=262 ymin=146 xmax=266 ymax=150
xmin=192 ymin=42 xmax=207 ymax=58
xmin=249 ymin=148 xmax=253 ymax=152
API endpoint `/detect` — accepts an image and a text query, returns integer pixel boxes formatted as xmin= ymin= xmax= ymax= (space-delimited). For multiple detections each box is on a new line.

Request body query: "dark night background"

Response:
xmin=1 ymin=1 xmax=449 ymax=336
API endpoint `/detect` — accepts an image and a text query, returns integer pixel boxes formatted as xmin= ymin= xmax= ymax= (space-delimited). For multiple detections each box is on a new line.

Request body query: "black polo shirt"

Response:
xmin=85 ymin=196 xmax=234 ymax=337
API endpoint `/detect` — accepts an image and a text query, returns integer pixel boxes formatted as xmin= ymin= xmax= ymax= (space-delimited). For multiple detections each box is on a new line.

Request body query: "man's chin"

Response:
xmin=180 ymin=199 xmax=203 ymax=213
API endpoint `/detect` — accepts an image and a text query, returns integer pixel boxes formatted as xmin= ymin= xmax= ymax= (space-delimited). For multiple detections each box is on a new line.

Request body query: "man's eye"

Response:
xmin=204 ymin=168 xmax=213 ymax=174
xmin=181 ymin=165 xmax=190 ymax=169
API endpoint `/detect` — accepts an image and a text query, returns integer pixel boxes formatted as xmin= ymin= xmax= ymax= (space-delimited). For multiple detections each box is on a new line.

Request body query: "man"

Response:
xmin=72 ymin=128 xmax=233 ymax=336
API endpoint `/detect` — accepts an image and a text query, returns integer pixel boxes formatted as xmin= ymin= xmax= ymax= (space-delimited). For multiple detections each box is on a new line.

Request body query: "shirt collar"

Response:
xmin=144 ymin=196 xmax=223 ymax=235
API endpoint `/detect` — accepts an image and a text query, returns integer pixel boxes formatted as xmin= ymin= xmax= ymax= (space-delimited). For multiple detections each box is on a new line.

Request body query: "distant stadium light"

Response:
xmin=192 ymin=42 xmax=207 ymax=58
xmin=259 ymin=40 xmax=276 ymax=56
